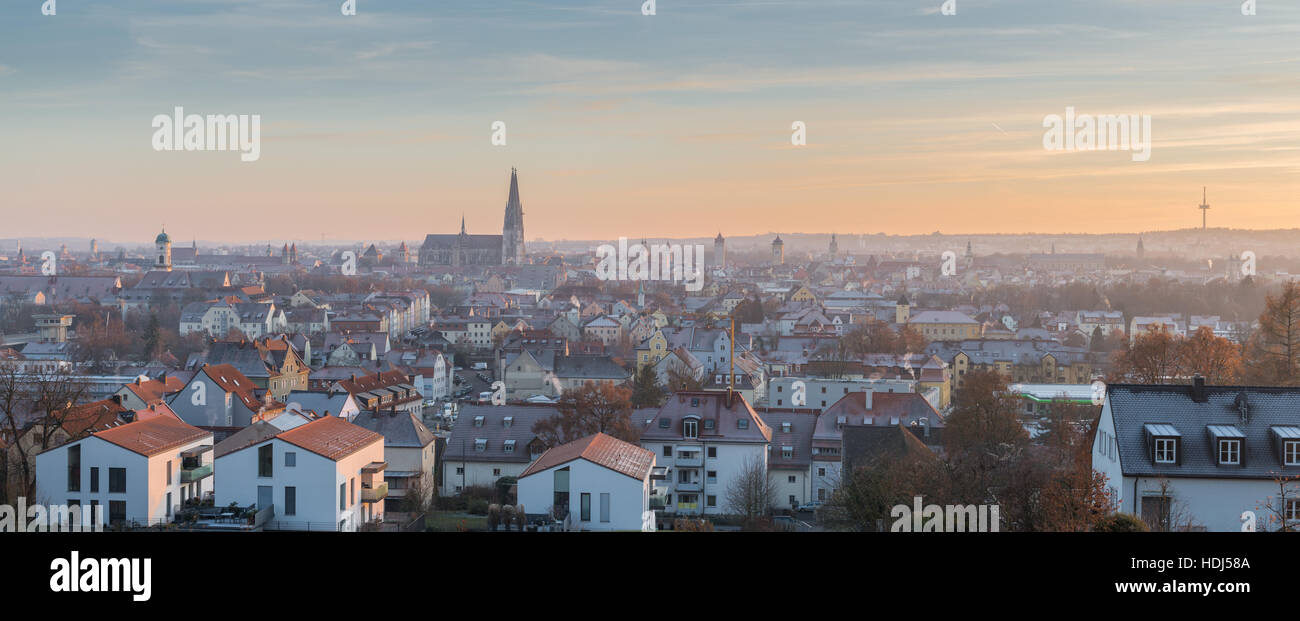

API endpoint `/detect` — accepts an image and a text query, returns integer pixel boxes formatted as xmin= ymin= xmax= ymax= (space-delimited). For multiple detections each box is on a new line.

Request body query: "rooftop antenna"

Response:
xmin=1199 ymin=187 xmax=1210 ymax=230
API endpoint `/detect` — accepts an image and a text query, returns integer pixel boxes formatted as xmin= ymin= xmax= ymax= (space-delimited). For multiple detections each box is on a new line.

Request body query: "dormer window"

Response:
xmin=503 ymin=416 xmax=513 ymax=428
xmin=503 ymin=440 xmax=516 ymax=453
xmin=1144 ymin=423 xmax=1181 ymax=465
xmin=781 ymin=446 xmax=793 ymax=459
xmin=1208 ymin=425 xmax=1245 ymax=466
xmin=703 ymin=419 xmax=715 ymax=430
xmin=474 ymin=438 xmax=487 ymax=452
xmin=474 ymin=416 xmax=484 ymax=427
xmin=684 ymin=419 xmax=698 ymax=439
xmin=1287 ymin=441 xmax=1300 ymax=467
xmin=781 ymin=422 xmax=792 ymax=433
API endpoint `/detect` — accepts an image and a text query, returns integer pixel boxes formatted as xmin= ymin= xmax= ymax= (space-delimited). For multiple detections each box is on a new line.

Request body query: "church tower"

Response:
xmin=828 ymin=233 xmax=838 ymax=260
xmin=772 ymin=234 xmax=785 ymax=265
xmin=155 ymin=228 xmax=172 ymax=271
xmin=714 ymin=233 xmax=726 ymax=270
xmin=502 ymin=168 xmax=526 ymax=265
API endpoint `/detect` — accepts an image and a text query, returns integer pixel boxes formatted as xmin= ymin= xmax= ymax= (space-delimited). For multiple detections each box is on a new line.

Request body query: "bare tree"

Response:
xmin=1255 ymin=472 xmax=1300 ymax=532
xmin=725 ymin=454 xmax=774 ymax=522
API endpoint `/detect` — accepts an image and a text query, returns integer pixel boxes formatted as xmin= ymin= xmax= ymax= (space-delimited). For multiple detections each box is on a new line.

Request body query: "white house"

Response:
xmin=518 ymin=432 xmax=657 ymax=531
xmin=34 ymin=414 xmax=214 ymax=527
xmin=638 ymin=391 xmax=772 ymax=516
xmin=1094 ymin=379 xmax=1300 ymax=532
xmin=440 ymin=405 xmax=555 ymax=496
xmin=213 ymin=415 xmax=387 ymax=531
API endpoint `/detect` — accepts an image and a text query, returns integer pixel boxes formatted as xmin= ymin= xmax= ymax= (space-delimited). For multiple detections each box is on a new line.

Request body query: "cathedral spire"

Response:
xmin=502 ymin=167 xmax=525 ymax=265
xmin=460 ymin=214 xmax=466 ymax=235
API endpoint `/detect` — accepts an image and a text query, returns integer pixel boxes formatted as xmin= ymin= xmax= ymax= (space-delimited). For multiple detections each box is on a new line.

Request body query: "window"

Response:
xmin=707 ymin=447 xmax=716 ymax=458
xmin=707 ymin=471 xmax=717 ymax=484
xmin=166 ymin=460 xmax=172 ymax=485
xmin=788 ymin=475 xmax=796 ymax=483
xmin=781 ymin=422 xmax=791 ymax=433
xmin=456 ymin=466 xmax=465 ymax=475
xmin=493 ymin=468 xmax=501 ymax=476
xmin=109 ymin=468 xmax=126 ymax=493
xmin=351 ymin=478 xmax=356 ymax=505
xmin=1219 ymin=439 xmax=1241 ymax=465
xmin=340 ymin=482 xmax=347 ymax=510
xmin=66 ymin=445 xmax=80 ymax=492
xmin=781 ymin=446 xmax=793 ymax=459
xmin=109 ymin=500 xmax=126 ymax=524
xmin=703 ymin=419 xmax=714 ymax=430
xmin=737 ymin=419 xmax=749 ymax=430
xmin=1154 ymin=438 xmax=1177 ymax=464
xmin=504 ymin=440 xmax=516 ymax=453
xmin=285 ymin=452 xmax=296 ymax=467
xmin=1287 ymin=499 xmax=1300 ymax=522
xmin=659 ymin=418 xmax=671 ymax=429
xmin=475 ymin=438 xmax=487 ymax=452
xmin=663 ymin=445 xmax=673 ymax=457
xmin=684 ymin=419 xmax=698 ymax=439
xmin=258 ymin=444 xmax=273 ymax=477
xmin=285 ymin=487 xmax=296 ymax=516
xmin=89 ymin=467 xmax=99 ymax=493
xmin=580 ymin=493 xmax=591 ymax=521
xmin=1286 ymin=441 xmax=1300 ymax=467
xmin=599 ymin=493 xmax=610 ymax=523
xmin=707 ymin=495 xmax=717 ymax=507
xmin=817 ymin=467 xmax=826 ymax=477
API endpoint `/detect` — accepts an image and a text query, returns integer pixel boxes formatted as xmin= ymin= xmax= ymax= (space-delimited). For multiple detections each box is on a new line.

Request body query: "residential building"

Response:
xmin=517 ymin=432 xmax=657 ymax=531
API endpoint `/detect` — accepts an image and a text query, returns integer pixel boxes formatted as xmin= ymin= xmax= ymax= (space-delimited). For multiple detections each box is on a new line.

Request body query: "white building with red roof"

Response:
xmin=212 ymin=415 xmax=386 ymax=531
xmin=35 ymin=414 xmax=214 ymax=527
xmin=517 ymin=432 xmax=657 ymax=531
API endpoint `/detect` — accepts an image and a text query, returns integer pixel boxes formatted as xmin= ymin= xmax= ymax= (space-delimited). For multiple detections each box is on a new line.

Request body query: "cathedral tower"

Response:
xmin=502 ymin=168 xmax=526 ymax=265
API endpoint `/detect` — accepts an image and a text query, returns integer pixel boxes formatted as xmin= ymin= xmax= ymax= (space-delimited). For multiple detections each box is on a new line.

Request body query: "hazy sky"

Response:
xmin=2 ymin=0 xmax=1299 ymax=243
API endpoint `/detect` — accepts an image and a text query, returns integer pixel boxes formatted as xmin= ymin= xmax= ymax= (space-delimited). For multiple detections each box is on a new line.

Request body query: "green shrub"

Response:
xmin=1094 ymin=512 xmax=1150 ymax=532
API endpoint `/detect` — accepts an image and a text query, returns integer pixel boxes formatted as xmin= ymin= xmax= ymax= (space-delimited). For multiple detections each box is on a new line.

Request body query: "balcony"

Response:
xmin=675 ymin=453 xmax=703 ymax=468
xmin=181 ymin=463 xmax=213 ymax=483
xmin=675 ymin=480 xmax=702 ymax=492
xmin=361 ymin=482 xmax=388 ymax=503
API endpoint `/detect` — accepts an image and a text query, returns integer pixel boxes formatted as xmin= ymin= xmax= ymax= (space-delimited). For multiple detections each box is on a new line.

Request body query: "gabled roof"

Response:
xmin=353 ymin=411 xmax=436 ymax=448
xmin=92 ymin=416 xmax=211 ymax=457
xmin=519 ymin=432 xmax=655 ymax=480
xmin=1107 ymin=383 xmax=1300 ymax=478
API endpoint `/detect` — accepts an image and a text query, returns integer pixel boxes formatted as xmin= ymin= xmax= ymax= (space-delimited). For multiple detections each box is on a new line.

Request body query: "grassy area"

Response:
xmin=425 ymin=512 xmax=488 ymax=532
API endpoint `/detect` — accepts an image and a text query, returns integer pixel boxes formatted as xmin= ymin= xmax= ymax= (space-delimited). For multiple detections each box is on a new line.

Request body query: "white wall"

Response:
xmin=517 ymin=458 xmax=651 ymax=531
xmin=214 ymin=437 xmax=385 ymax=531
xmin=35 ymin=434 xmax=212 ymax=526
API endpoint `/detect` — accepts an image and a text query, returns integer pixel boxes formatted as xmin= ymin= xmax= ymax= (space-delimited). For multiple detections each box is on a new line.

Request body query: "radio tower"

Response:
xmin=1198 ymin=187 xmax=1210 ymax=230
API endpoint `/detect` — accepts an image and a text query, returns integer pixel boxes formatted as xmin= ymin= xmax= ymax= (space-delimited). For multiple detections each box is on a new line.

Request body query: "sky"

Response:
xmin=2 ymin=0 xmax=1299 ymax=244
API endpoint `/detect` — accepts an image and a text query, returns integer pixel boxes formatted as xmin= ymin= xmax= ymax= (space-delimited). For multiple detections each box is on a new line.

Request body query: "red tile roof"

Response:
xmin=519 ymin=432 xmax=655 ymax=480
xmin=93 ymin=416 xmax=210 ymax=457
xmin=122 ymin=375 xmax=186 ymax=405
xmin=276 ymin=415 xmax=384 ymax=461
xmin=54 ymin=398 xmax=129 ymax=437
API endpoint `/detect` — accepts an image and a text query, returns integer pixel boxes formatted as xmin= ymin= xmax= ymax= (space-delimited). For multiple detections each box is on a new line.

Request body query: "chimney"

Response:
xmin=1191 ymin=375 xmax=1207 ymax=403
